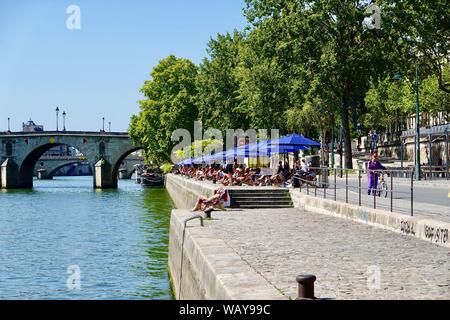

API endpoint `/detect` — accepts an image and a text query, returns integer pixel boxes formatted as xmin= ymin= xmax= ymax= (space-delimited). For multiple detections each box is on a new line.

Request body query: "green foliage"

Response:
xmin=129 ymin=1 xmax=449 ymax=166
xmin=129 ymin=55 xmax=199 ymax=163
xmin=364 ymin=77 xmax=414 ymax=132
xmin=160 ymin=163 xmax=174 ymax=174
xmin=196 ymin=31 xmax=250 ymax=131
xmin=174 ymin=139 xmax=223 ymax=160
xmin=420 ymin=67 xmax=450 ymax=120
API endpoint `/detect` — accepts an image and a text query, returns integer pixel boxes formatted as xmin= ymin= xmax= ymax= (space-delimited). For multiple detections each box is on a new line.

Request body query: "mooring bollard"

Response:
xmin=204 ymin=207 xmax=213 ymax=219
xmin=296 ymin=274 xmax=316 ymax=300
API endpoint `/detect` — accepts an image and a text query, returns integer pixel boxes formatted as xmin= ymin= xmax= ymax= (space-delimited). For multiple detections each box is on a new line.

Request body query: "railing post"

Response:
xmin=358 ymin=169 xmax=362 ymax=207
xmin=390 ymin=171 xmax=393 ymax=213
xmin=373 ymin=171 xmax=376 ymax=209
xmin=446 ymin=129 xmax=449 ymax=180
xmin=296 ymin=274 xmax=316 ymax=300
xmin=411 ymin=168 xmax=414 ymax=217
xmin=345 ymin=169 xmax=348 ymax=204
xmin=428 ymin=133 xmax=432 ymax=180
xmin=334 ymin=168 xmax=337 ymax=201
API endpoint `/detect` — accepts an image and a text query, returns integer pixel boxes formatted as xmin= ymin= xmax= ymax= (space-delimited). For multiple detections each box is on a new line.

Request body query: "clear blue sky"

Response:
xmin=0 ymin=0 xmax=247 ymax=132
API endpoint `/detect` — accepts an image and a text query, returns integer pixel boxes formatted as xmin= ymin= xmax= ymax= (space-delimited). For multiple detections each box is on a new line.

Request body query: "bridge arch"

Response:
xmin=111 ymin=146 xmax=143 ymax=187
xmin=19 ymin=143 xmax=72 ymax=188
xmin=46 ymin=161 xmax=85 ymax=180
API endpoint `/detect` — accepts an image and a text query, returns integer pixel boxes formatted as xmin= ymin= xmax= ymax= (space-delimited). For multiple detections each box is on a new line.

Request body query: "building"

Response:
xmin=22 ymin=120 xmax=44 ymax=132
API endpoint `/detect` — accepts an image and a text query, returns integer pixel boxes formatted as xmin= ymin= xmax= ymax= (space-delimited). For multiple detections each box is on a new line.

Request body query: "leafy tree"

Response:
xmin=380 ymin=0 xmax=450 ymax=93
xmin=174 ymin=139 xmax=223 ymax=161
xmin=129 ymin=55 xmax=198 ymax=163
xmin=420 ymin=66 xmax=450 ymax=121
xmin=196 ymin=31 xmax=250 ymax=131
xmin=242 ymin=0 xmax=404 ymax=168
xmin=364 ymin=77 xmax=414 ymax=132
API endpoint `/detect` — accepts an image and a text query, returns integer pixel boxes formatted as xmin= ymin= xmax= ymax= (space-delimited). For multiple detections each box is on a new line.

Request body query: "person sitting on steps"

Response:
xmin=192 ymin=187 xmax=227 ymax=212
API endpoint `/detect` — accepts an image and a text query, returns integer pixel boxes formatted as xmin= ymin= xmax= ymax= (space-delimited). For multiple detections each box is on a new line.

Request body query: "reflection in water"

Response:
xmin=0 ymin=177 xmax=174 ymax=299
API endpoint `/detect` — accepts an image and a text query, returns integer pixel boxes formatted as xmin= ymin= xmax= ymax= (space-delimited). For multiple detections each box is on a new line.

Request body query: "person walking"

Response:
xmin=370 ymin=130 xmax=379 ymax=153
xmin=367 ymin=151 xmax=386 ymax=195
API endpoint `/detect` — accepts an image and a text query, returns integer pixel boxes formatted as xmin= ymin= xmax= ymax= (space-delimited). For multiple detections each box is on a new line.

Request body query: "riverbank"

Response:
xmin=166 ymin=174 xmax=450 ymax=300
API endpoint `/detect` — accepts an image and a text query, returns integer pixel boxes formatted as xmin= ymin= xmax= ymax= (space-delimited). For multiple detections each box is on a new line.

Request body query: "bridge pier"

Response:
xmin=94 ymin=159 xmax=117 ymax=189
xmin=37 ymin=169 xmax=53 ymax=180
xmin=118 ymin=168 xmax=129 ymax=179
xmin=1 ymin=159 xmax=21 ymax=189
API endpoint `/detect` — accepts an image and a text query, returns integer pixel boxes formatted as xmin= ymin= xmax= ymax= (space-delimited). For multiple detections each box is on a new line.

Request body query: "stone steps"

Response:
xmin=232 ymin=204 xmax=294 ymax=209
xmin=227 ymin=189 xmax=293 ymax=209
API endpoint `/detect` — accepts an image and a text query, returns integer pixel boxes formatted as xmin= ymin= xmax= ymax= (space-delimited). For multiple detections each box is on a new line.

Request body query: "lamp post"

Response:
xmin=7 ymin=117 xmax=10 ymax=132
xmin=102 ymin=117 xmax=105 ymax=132
xmin=56 ymin=107 xmax=60 ymax=131
xmin=415 ymin=64 xmax=421 ymax=181
xmin=331 ymin=111 xmax=335 ymax=169
xmin=62 ymin=111 xmax=66 ymax=131
xmin=108 ymin=121 xmax=111 ymax=133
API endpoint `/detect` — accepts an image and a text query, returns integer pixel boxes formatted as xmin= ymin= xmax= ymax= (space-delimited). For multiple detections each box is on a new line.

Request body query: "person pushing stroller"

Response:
xmin=367 ymin=151 xmax=386 ymax=195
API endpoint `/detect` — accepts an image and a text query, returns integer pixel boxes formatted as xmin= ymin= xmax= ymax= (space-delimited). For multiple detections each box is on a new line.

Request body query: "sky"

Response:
xmin=0 ymin=0 xmax=248 ymax=132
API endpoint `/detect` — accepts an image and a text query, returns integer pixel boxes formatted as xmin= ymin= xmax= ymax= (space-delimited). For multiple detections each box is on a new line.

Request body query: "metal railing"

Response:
xmin=295 ymin=167 xmax=415 ymax=216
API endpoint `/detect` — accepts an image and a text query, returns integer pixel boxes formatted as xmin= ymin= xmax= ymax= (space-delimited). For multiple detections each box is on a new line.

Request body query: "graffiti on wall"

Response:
xmin=424 ymin=225 xmax=449 ymax=244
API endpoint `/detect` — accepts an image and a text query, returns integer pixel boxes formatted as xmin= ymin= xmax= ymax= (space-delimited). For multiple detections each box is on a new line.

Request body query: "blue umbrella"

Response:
xmin=275 ymin=133 xmax=320 ymax=147
xmin=247 ymin=140 xmax=309 ymax=154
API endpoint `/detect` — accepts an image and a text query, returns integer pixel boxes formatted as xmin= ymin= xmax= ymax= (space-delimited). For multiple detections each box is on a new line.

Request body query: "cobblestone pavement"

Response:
xmin=206 ymin=208 xmax=450 ymax=300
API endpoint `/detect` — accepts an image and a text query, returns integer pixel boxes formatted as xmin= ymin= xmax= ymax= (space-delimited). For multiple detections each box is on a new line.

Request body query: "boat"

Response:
xmin=134 ymin=164 xmax=164 ymax=187
xmin=140 ymin=172 xmax=164 ymax=187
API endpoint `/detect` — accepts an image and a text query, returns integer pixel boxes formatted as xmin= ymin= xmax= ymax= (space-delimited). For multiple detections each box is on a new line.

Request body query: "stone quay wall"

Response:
xmin=166 ymin=174 xmax=285 ymax=300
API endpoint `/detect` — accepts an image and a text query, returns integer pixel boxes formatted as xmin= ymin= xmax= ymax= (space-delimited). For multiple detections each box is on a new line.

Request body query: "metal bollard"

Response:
xmin=296 ymin=274 xmax=317 ymax=300
xmin=204 ymin=207 xmax=213 ymax=219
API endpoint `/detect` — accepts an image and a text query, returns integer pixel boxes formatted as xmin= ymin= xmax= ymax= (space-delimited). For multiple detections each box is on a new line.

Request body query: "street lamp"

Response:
xmin=7 ymin=117 xmax=10 ymax=132
xmin=62 ymin=111 xmax=66 ymax=131
xmin=56 ymin=106 xmax=60 ymax=131
xmin=414 ymin=64 xmax=421 ymax=181
xmin=102 ymin=117 xmax=105 ymax=132
xmin=108 ymin=121 xmax=111 ymax=133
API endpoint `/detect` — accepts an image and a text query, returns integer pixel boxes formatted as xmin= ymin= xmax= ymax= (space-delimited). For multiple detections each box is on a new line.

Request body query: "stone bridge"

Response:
xmin=0 ymin=131 xmax=141 ymax=189
xmin=34 ymin=156 xmax=88 ymax=180
xmin=34 ymin=155 xmax=144 ymax=180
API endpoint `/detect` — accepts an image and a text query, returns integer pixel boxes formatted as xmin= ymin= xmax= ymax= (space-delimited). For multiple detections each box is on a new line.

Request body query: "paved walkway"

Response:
xmin=206 ymin=208 xmax=450 ymax=300
xmin=307 ymin=184 xmax=450 ymax=223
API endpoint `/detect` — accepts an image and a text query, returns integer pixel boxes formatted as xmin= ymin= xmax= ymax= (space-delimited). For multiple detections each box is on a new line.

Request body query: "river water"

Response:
xmin=0 ymin=176 xmax=174 ymax=299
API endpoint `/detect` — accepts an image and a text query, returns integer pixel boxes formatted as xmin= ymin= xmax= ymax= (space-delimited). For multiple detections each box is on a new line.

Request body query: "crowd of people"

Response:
xmin=172 ymin=158 xmax=318 ymax=188
xmin=177 ymin=152 xmax=394 ymax=212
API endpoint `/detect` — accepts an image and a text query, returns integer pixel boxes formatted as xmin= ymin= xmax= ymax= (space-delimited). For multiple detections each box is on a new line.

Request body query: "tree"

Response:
xmin=242 ymin=0 xmax=404 ymax=168
xmin=380 ymin=0 xmax=450 ymax=93
xmin=420 ymin=66 xmax=450 ymax=121
xmin=364 ymin=77 xmax=414 ymax=132
xmin=196 ymin=31 xmax=250 ymax=131
xmin=129 ymin=55 xmax=198 ymax=163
